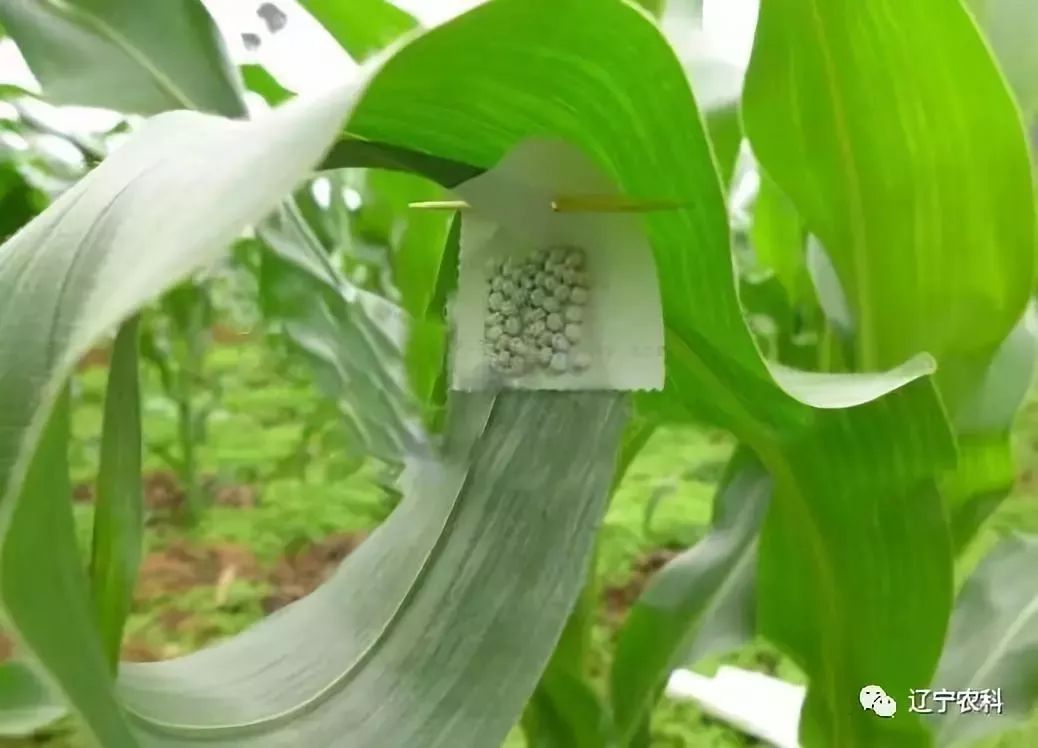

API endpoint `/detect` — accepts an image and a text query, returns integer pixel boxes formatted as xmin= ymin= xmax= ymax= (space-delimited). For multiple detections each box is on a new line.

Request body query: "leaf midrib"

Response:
xmin=42 ymin=0 xmax=200 ymax=111
xmin=802 ymin=0 xmax=877 ymax=368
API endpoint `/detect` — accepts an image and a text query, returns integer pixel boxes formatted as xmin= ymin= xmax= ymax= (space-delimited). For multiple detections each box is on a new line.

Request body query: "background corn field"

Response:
xmin=0 ymin=1 xmax=1036 ymax=747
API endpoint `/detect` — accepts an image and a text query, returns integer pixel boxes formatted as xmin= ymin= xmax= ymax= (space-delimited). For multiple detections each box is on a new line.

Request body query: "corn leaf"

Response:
xmin=1 ymin=0 xmax=441 ymax=462
xmin=0 ymin=81 xmax=361 ymax=746
xmin=523 ymin=545 xmax=612 ymax=748
xmin=256 ymin=200 xmax=428 ymax=460
xmin=322 ymin=135 xmax=482 ymax=187
xmin=931 ymin=533 xmax=1038 ymax=746
xmin=119 ymin=391 xmax=626 ymax=746
xmin=942 ymin=309 xmax=1038 ymax=550
xmin=0 ymin=661 xmax=65 ymax=737
xmin=611 ymin=448 xmax=769 ymax=739
xmin=523 ymin=671 xmax=613 ymax=748
xmin=967 ymin=0 xmax=1038 ymax=123
xmin=741 ymin=3 xmax=1034 ymax=744
xmin=0 ymin=0 xmax=245 ymax=116
xmin=0 ymin=2 xmax=1002 ymax=747
xmin=743 ymin=0 xmax=1034 ymax=385
xmin=751 ymin=175 xmax=809 ymax=312
xmin=0 ymin=47 xmax=630 ymax=748
xmin=364 ymin=169 xmax=453 ymax=320
xmin=299 ymin=0 xmax=417 ymax=62
xmin=344 ymin=3 xmax=957 ymax=745
xmin=89 ymin=316 xmax=143 ymax=670
xmin=0 ymin=163 xmax=43 ymax=242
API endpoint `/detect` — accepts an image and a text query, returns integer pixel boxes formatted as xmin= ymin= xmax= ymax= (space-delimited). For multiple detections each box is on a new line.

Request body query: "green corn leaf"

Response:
xmin=0 ymin=55 xmax=629 ymax=747
xmin=407 ymin=213 xmax=461 ymax=427
xmin=704 ymin=105 xmax=742 ymax=189
xmin=0 ymin=0 xmax=449 ymax=463
xmin=0 ymin=661 xmax=65 ymax=737
xmin=119 ymin=391 xmax=626 ymax=746
xmin=751 ymin=175 xmax=809 ymax=312
xmin=742 ymin=5 xmax=1033 ymax=742
xmin=300 ymin=0 xmax=418 ymax=62
xmin=0 ymin=80 xmax=361 ymax=746
xmin=523 ymin=671 xmax=614 ymax=748
xmin=89 ymin=316 xmax=143 ymax=670
xmin=966 ymin=0 xmax=1038 ymax=123
xmin=339 ymin=3 xmax=960 ymax=745
xmin=0 ymin=0 xmax=245 ymax=116
xmin=1 ymin=0 xmax=441 ymax=464
xmin=942 ymin=308 xmax=1038 ymax=551
xmin=0 ymin=163 xmax=44 ymax=242
xmin=357 ymin=169 xmax=454 ymax=320
xmin=611 ymin=448 xmax=769 ymax=739
xmin=322 ymin=135 xmax=483 ymax=187
xmin=256 ymin=199 xmax=429 ymax=460
xmin=240 ymin=64 xmax=292 ymax=106
xmin=632 ymin=0 xmax=665 ymax=17
xmin=0 ymin=3 xmax=1001 ymax=748
xmin=743 ymin=0 xmax=1034 ymax=386
xmin=2 ymin=386 xmax=135 ymax=740
xmin=930 ymin=533 xmax=1038 ymax=746
xmin=522 ymin=574 xmax=613 ymax=748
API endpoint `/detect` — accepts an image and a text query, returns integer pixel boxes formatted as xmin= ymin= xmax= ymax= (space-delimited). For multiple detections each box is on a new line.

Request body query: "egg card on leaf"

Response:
xmin=449 ymin=139 xmax=665 ymax=392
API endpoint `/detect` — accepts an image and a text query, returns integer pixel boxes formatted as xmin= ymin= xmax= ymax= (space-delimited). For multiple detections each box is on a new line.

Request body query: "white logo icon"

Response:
xmin=859 ymin=685 xmax=897 ymax=718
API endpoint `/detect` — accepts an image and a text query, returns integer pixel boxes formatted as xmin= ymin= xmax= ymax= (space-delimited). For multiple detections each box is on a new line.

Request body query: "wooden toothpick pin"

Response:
xmin=407 ymin=200 xmax=473 ymax=211
xmin=408 ymin=195 xmax=689 ymax=214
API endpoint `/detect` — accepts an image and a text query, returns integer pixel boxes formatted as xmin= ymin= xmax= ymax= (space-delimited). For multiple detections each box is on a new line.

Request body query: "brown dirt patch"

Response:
xmin=263 ymin=533 xmax=366 ymax=613
xmin=134 ymin=540 xmax=263 ymax=602
xmin=211 ymin=323 xmax=253 ymax=345
xmin=73 ymin=472 xmax=257 ymax=515
xmin=77 ymin=346 xmax=111 ymax=371
xmin=213 ymin=483 xmax=257 ymax=508
xmin=122 ymin=532 xmax=365 ymax=659
xmin=602 ymin=548 xmax=679 ymax=622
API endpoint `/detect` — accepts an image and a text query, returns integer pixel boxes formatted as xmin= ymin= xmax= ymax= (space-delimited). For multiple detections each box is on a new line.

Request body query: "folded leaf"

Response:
xmin=931 ymin=533 xmax=1038 ymax=746
xmin=0 ymin=0 xmax=245 ymax=116
xmin=90 ymin=316 xmax=144 ymax=670
xmin=744 ymin=0 xmax=1034 ymax=384
xmin=341 ymin=4 xmax=959 ymax=746
xmin=0 ymin=3 xmax=979 ymax=747
xmin=611 ymin=448 xmax=769 ymax=739
xmin=743 ymin=4 xmax=1034 ymax=743
xmin=119 ymin=392 xmax=626 ymax=746
xmin=0 ymin=80 xmax=363 ymax=746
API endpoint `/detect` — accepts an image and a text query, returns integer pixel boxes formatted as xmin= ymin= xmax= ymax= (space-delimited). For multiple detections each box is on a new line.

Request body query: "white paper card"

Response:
xmin=450 ymin=139 xmax=665 ymax=391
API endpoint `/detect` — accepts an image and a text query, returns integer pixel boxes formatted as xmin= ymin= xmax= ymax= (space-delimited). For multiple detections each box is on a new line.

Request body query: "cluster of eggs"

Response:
xmin=484 ymin=246 xmax=592 ymax=377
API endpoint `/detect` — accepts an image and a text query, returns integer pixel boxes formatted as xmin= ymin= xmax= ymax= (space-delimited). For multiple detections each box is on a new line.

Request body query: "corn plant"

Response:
xmin=0 ymin=1 xmax=1036 ymax=747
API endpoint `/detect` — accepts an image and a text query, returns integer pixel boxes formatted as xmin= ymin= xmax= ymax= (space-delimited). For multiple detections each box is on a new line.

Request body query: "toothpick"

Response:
xmin=408 ymin=195 xmax=689 ymax=214
xmin=407 ymin=200 xmax=473 ymax=211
